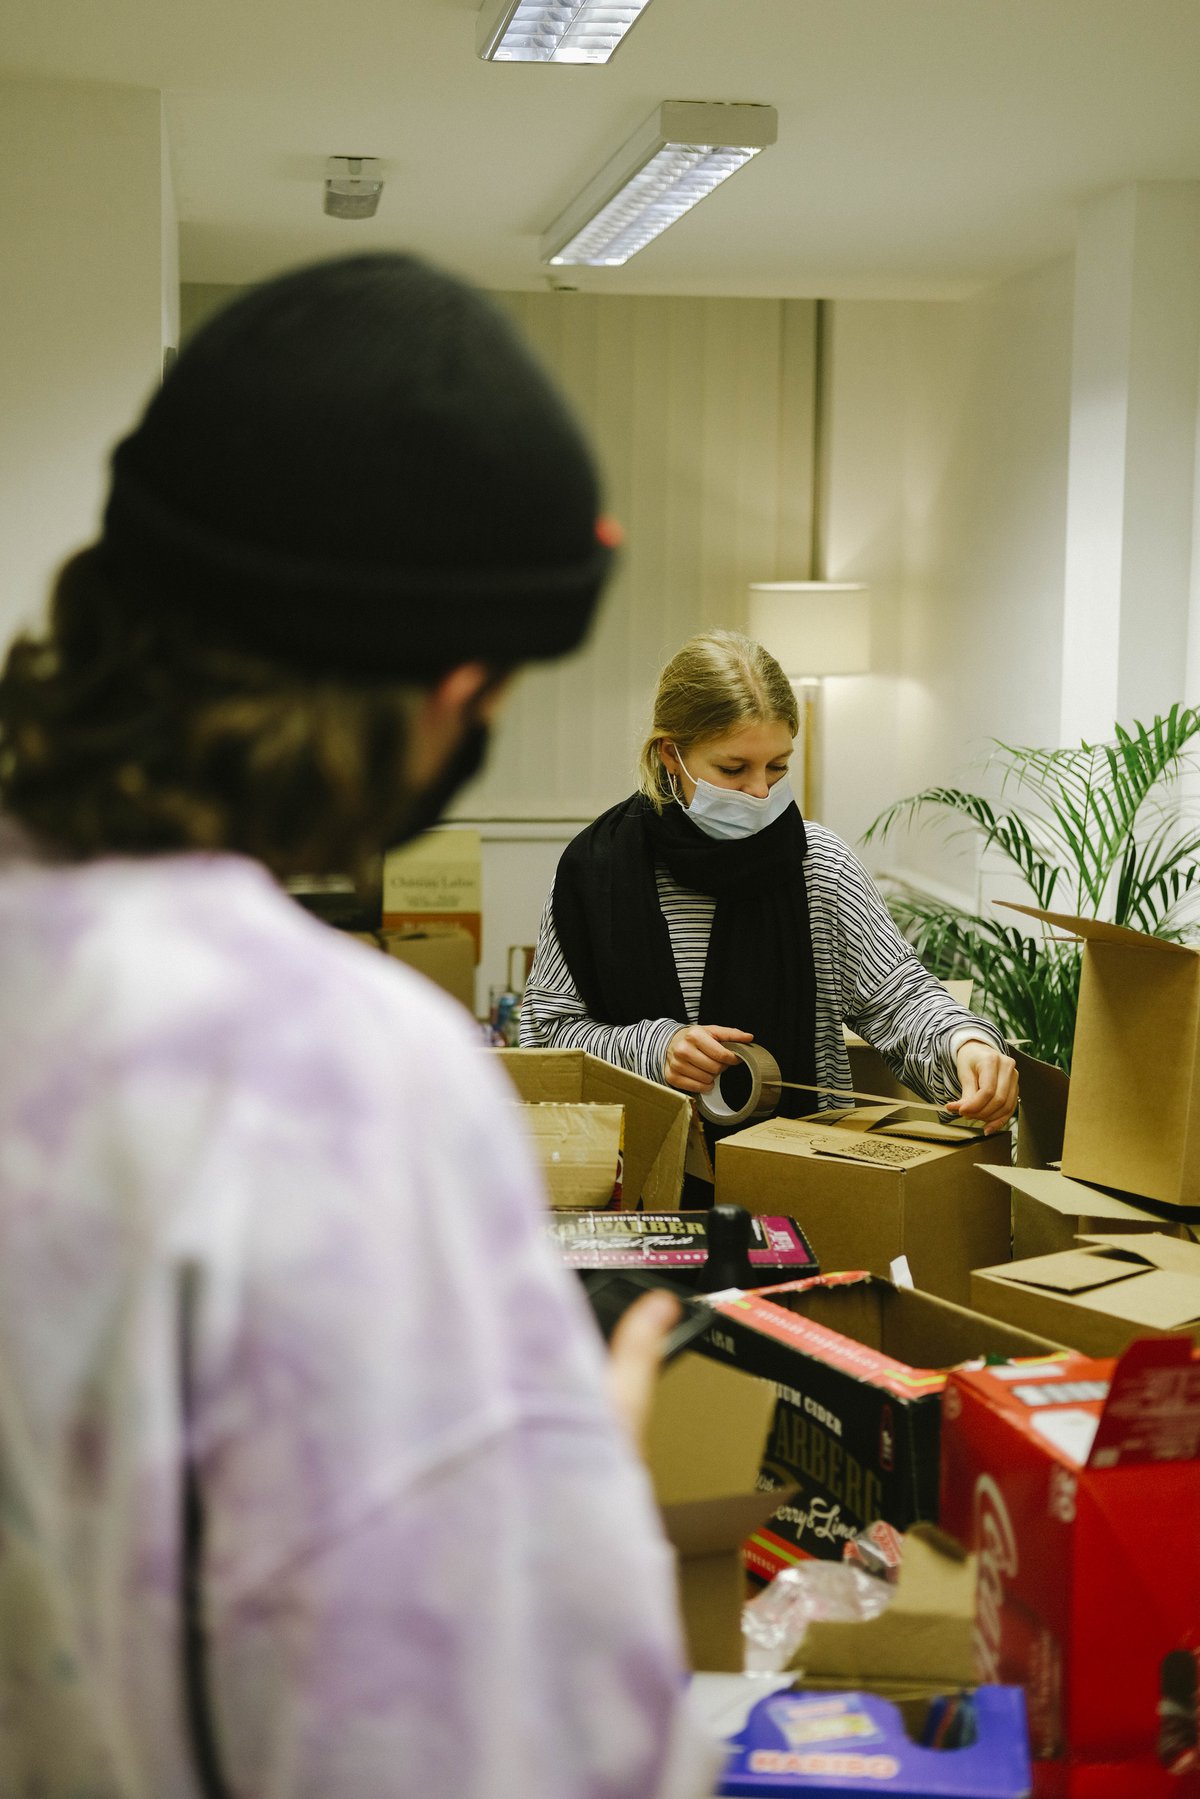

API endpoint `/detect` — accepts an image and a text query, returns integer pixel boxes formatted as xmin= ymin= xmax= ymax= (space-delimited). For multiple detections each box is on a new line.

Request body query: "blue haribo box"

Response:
xmin=717 ymin=1686 xmax=1031 ymax=1798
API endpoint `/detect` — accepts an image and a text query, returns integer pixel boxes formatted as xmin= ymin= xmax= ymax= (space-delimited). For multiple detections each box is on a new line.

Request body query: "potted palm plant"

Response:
xmin=862 ymin=705 xmax=1200 ymax=1070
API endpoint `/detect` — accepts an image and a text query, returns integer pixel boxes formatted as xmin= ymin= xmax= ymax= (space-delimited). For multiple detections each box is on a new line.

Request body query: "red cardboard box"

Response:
xmin=939 ymin=1337 xmax=1200 ymax=1798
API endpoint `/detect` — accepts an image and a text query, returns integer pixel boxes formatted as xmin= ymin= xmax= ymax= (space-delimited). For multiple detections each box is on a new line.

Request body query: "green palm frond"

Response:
xmin=866 ymin=708 xmax=1200 ymax=1069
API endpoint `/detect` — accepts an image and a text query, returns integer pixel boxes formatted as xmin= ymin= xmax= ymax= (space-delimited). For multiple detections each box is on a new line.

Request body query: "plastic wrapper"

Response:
xmin=741 ymin=1558 xmax=894 ymax=1674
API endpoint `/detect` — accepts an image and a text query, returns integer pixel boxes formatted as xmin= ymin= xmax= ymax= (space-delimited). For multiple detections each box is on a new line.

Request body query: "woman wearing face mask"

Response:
xmin=520 ymin=630 xmax=1017 ymax=1172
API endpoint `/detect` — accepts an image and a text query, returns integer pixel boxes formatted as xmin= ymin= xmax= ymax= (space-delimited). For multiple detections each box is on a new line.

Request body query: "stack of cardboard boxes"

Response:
xmin=493 ymin=902 xmax=1200 ymax=1796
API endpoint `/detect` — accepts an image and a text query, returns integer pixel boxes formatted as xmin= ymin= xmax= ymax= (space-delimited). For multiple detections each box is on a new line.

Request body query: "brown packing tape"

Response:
xmin=696 ymin=1043 xmax=985 ymax=1134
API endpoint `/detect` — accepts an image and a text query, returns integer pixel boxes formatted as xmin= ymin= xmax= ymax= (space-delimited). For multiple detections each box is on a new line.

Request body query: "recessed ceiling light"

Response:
xmin=477 ymin=0 xmax=656 ymax=65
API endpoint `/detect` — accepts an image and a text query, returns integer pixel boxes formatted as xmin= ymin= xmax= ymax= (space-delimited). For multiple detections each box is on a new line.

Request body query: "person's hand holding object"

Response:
xmin=945 ymin=1040 xmax=1019 ymax=1136
xmin=663 ymin=1024 xmax=754 ymax=1094
xmin=605 ymin=1289 xmax=683 ymax=1453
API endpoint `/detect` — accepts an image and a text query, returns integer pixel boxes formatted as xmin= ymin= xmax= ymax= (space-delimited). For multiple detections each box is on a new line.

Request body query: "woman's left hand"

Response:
xmin=945 ymin=1040 xmax=1019 ymax=1136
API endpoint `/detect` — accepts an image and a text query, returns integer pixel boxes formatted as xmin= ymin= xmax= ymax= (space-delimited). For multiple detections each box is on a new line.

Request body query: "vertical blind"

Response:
xmin=458 ymin=291 xmax=818 ymax=822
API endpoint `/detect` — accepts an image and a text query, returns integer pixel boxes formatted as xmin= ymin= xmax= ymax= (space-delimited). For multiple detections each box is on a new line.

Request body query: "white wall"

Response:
xmin=0 ymin=79 xmax=177 ymax=646
xmin=822 ymin=257 xmax=1076 ymax=901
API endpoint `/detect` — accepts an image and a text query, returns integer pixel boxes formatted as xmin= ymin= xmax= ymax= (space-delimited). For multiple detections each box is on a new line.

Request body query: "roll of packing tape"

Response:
xmin=696 ymin=1043 xmax=783 ymax=1128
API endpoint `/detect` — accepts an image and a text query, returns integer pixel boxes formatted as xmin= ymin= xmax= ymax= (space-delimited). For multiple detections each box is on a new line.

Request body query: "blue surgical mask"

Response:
xmin=671 ymin=749 xmax=796 ymax=841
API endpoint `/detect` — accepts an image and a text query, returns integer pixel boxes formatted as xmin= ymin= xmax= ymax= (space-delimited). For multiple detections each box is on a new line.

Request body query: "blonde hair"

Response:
xmin=636 ymin=630 xmax=800 ymax=812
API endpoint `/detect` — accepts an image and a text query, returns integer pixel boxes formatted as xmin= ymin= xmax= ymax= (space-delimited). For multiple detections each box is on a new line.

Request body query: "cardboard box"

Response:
xmin=983 ymin=1164 xmax=1194 ymax=1264
xmin=971 ymin=1232 xmax=1200 ymax=1356
xmin=696 ymin=1273 xmax=1066 ymax=1579
xmin=1006 ymin=904 xmax=1200 ymax=1210
xmin=382 ymin=826 xmax=482 ymax=959
xmin=793 ymin=1527 xmax=976 ymax=1694
xmin=716 ymin=1684 xmax=1032 ymax=1798
xmin=493 ymin=1049 xmax=690 ymax=1211
xmin=715 ymin=1107 xmax=1012 ymax=1307
xmin=544 ymin=1209 xmax=819 ymax=1288
xmin=940 ymin=1336 xmax=1200 ymax=1796
xmin=643 ymin=1352 xmax=785 ymax=1671
xmin=519 ymin=1105 xmax=623 ymax=1209
xmin=377 ymin=924 xmax=476 ymax=1012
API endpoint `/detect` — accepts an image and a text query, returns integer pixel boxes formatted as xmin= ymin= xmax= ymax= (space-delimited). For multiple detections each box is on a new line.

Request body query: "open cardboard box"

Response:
xmin=1005 ymin=904 xmax=1200 ymax=1209
xmin=715 ymin=1107 xmax=1011 ymax=1307
xmin=643 ymin=1352 xmax=786 ymax=1672
xmin=493 ymin=1049 xmax=690 ymax=1210
xmin=695 ymin=1273 xmax=1065 ymax=1580
xmin=971 ymin=1230 xmax=1200 ymax=1356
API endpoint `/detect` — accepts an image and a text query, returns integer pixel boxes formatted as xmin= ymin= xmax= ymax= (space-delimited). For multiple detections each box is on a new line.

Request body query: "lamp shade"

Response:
xmin=747 ymin=581 xmax=870 ymax=678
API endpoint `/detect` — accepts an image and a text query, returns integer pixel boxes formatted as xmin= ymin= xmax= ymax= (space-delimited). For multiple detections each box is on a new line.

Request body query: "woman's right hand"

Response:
xmin=663 ymin=1024 xmax=755 ymax=1094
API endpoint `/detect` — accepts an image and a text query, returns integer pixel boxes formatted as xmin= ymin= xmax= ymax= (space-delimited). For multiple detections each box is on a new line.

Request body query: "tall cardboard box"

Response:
xmin=715 ymin=1107 xmax=1011 ymax=1306
xmin=643 ymin=1353 xmax=783 ymax=1672
xmin=695 ymin=1272 xmax=1065 ymax=1580
xmin=940 ymin=1337 xmax=1200 ymax=1797
xmin=1006 ymin=905 xmax=1200 ymax=1208
xmin=493 ymin=1048 xmax=690 ymax=1211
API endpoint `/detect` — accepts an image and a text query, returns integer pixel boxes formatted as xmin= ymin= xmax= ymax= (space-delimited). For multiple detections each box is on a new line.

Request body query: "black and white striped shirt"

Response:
xmin=519 ymin=819 xmax=1003 ymax=1105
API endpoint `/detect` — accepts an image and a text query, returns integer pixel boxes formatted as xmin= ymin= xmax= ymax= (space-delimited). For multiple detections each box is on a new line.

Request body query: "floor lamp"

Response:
xmin=746 ymin=581 xmax=871 ymax=821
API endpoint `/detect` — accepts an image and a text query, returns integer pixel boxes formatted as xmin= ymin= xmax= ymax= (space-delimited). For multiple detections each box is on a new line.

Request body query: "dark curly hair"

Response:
xmin=0 ymin=547 xmax=429 ymax=880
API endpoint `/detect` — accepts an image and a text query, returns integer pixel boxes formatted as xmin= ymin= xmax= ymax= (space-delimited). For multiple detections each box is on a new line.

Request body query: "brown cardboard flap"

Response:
xmin=661 ymin=1489 xmax=788 ymax=1557
xmin=1012 ymin=1047 xmax=1070 ymax=1170
xmin=1000 ymin=902 xmax=1197 ymax=954
xmin=983 ymin=1165 xmax=1169 ymax=1224
xmin=983 ymin=1249 xmax=1134 ymax=1294
xmin=1079 ymin=1270 xmax=1200 ymax=1332
xmin=875 ymin=1119 xmax=980 ymax=1145
xmin=646 ymin=1353 xmax=777 ymax=1508
xmin=1073 ymin=1233 xmax=1200 ymax=1275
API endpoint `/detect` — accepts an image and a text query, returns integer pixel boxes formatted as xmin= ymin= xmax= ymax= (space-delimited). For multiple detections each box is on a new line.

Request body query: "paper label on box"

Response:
xmin=807 ymin=1131 xmax=931 ymax=1167
xmin=1032 ymin=1408 xmax=1100 ymax=1465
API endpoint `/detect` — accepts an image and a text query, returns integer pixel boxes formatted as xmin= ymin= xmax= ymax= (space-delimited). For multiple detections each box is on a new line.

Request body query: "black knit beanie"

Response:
xmin=101 ymin=253 xmax=616 ymax=679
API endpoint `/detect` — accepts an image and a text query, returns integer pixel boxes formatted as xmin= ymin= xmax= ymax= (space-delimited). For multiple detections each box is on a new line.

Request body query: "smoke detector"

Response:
xmin=324 ymin=157 xmax=384 ymax=220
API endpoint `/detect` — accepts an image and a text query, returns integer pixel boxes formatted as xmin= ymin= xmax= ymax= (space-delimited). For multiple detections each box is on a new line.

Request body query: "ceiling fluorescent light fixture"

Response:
xmin=541 ymin=100 xmax=777 ymax=267
xmin=477 ymin=0 xmax=656 ymax=64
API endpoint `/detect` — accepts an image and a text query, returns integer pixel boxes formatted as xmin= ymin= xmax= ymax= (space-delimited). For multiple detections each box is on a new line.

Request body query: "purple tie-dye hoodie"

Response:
xmin=0 ymin=828 xmax=716 ymax=1798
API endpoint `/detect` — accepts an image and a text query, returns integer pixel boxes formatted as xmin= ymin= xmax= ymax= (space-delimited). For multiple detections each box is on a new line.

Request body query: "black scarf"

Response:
xmin=553 ymin=793 xmax=818 ymax=1134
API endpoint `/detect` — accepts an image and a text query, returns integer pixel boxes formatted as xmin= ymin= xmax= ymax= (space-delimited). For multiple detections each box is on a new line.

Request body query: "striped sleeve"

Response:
xmin=518 ymin=889 xmax=684 ymax=1084
xmin=810 ymin=825 xmax=1007 ymax=1103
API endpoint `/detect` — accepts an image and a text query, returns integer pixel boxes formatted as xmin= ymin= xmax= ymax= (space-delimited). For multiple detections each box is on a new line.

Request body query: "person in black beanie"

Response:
xmin=0 ymin=256 xmax=713 ymax=1799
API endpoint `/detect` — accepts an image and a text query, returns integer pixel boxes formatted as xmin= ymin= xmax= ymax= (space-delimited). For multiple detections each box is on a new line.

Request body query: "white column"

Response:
xmin=0 ymin=79 xmax=177 ymax=648
xmin=1060 ymin=183 xmax=1200 ymax=744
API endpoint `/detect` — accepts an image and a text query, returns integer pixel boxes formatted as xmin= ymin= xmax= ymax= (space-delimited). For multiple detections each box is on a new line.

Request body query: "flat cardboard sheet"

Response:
xmin=985 ymin=1249 xmax=1133 ymax=1294
xmin=515 ymin=1103 xmax=623 ymax=1209
xmin=494 ymin=1049 xmax=690 ymax=1209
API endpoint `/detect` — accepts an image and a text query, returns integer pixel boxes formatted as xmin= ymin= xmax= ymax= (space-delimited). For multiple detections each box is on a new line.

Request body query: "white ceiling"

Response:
xmin=5 ymin=0 xmax=1200 ymax=298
